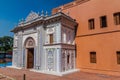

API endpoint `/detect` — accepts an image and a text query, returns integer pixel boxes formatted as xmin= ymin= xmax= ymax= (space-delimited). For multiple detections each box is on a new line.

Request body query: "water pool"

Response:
xmin=0 ymin=62 xmax=12 ymax=67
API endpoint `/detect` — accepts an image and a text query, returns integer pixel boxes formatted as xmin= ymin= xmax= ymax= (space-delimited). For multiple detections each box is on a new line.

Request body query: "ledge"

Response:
xmin=30 ymin=69 xmax=80 ymax=76
xmin=43 ymin=43 xmax=75 ymax=46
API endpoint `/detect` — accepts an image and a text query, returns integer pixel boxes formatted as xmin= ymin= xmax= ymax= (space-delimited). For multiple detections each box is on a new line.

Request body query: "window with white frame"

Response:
xmin=46 ymin=27 xmax=55 ymax=44
xmin=49 ymin=34 xmax=54 ymax=44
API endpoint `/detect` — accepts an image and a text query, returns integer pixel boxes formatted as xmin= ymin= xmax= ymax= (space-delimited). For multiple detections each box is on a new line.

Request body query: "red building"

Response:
xmin=52 ymin=0 xmax=120 ymax=76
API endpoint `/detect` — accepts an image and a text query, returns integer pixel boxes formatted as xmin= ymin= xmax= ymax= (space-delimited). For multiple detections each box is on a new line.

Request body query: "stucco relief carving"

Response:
xmin=45 ymin=27 xmax=55 ymax=44
xmin=71 ymin=52 xmax=74 ymax=69
xmin=46 ymin=27 xmax=55 ymax=34
xmin=14 ymin=37 xmax=18 ymax=47
xmin=63 ymin=30 xmax=66 ymax=43
xmin=62 ymin=50 xmax=66 ymax=71
xmin=47 ymin=49 xmax=54 ymax=71
xmin=61 ymin=49 xmax=75 ymax=71
xmin=24 ymin=37 xmax=35 ymax=48
xmin=25 ymin=11 xmax=39 ymax=22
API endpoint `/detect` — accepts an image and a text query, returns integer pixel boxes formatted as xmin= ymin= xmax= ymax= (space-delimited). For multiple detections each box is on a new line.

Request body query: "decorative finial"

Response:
xmin=38 ymin=11 xmax=40 ymax=15
xmin=21 ymin=18 xmax=24 ymax=21
xmin=41 ymin=10 xmax=44 ymax=17
xmin=45 ymin=11 xmax=48 ymax=17
xmin=19 ymin=18 xmax=24 ymax=25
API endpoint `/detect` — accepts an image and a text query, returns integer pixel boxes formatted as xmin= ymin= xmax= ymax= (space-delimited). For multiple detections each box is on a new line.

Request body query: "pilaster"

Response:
xmin=56 ymin=23 xmax=61 ymax=43
xmin=17 ymin=33 xmax=23 ymax=67
xmin=34 ymin=46 xmax=37 ymax=69
xmin=56 ymin=48 xmax=61 ymax=72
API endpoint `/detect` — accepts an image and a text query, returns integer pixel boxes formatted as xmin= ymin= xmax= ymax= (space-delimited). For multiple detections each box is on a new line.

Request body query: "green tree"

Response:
xmin=0 ymin=36 xmax=13 ymax=53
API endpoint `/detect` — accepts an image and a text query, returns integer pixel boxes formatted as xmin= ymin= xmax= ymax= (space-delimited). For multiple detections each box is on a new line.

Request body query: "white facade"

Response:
xmin=11 ymin=11 xmax=78 ymax=76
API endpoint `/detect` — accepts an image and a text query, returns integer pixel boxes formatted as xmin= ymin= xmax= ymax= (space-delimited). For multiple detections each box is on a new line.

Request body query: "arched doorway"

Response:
xmin=24 ymin=37 xmax=35 ymax=69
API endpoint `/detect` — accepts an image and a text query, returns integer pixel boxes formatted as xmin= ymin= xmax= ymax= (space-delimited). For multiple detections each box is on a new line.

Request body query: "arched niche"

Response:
xmin=24 ymin=37 xmax=35 ymax=48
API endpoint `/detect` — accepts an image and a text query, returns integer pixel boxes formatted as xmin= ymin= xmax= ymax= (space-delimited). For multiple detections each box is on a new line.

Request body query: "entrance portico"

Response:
xmin=24 ymin=37 xmax=35 ymax=69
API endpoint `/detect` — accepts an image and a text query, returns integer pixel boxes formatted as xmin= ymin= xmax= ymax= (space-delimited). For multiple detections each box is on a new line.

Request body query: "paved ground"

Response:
xmin=0 ymin=68 xmax=120 ymax=80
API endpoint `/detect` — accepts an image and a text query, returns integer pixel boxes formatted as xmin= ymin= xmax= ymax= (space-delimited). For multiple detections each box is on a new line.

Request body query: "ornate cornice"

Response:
xmin=43 ymin=43 xmax=75 ymax=46
xmin=11 ymin=12 xmax=77 ymax=33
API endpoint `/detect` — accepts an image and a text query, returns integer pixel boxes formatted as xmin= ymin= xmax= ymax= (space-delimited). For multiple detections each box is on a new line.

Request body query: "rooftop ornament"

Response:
xmin=18 ymin=18 xmax=25 ymax=26
xmin=25 ymin=11 xmax=39 ymax=22
xmin=45 ymin=11 xmax=48 ymax=17
xmin=41 ymin=10 xmax=44 ymax=17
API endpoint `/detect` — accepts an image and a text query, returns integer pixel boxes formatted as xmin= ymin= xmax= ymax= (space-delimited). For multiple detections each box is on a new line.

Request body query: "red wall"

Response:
xmin=53 ymin=0 xmax=120 ymax=76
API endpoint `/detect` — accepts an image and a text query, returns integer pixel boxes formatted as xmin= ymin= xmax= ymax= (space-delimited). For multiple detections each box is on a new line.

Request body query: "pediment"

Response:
xmin=25 ymin=11 xmax=39 ymax=22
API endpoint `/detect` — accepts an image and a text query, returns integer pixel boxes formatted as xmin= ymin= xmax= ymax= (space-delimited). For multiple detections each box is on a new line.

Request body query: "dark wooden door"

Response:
xmin=27 ymin=48 xmax=34 ymax=68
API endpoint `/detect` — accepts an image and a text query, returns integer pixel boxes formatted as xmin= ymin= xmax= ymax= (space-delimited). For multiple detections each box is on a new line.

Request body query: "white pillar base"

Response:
xmin=7 ymin=66 xmax=22 ymax=69
xmin=30 ymin=69 xmax=80 ymax=76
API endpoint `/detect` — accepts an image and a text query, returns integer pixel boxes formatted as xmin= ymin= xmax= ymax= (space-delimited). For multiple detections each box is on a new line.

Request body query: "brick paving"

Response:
xmin=0 ymin=68 xmax=120 ymax=80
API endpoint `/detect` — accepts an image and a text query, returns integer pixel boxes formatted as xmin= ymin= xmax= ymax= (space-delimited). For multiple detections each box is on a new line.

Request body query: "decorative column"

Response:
xmin=17 ymin=34 xmax=22 ymax=67
xmin=65 ymin=49 xmax=67 ymax=71
xmin=47 ymin=49 xmax=54 ymax=71
xmin=73 ymin=50 xmax=76 ymax=69
xmin=39 ymin=27 xmax=44 ymax=70
xmin=71 ymin=51 xmax=74 ymax=69
xmin=18 ymin=33 xmax=23 ymax=67
xmin=36 ymin=28 xmax=42 ymax=70
xmin=56 ymin=48 xmax=61 ymax=72
xmin=16 ymin=36 xmax=20 ymax=67
xmin=56 ymin=24 xmax=61 ymax=43
xmin=34 ymin=46 xmax=37 ymax=69
xmin=70 ymin=50 xmax=72 ymax=69
xmin=22 ymin=48 xmax=25 ymax=67
xmin=61 ymin=49 xmax=66 ymax=72
xmin=44 ymin=49 xmax=47 ymax=71
xmin=12 ymin=50 xmax=17 ymax=66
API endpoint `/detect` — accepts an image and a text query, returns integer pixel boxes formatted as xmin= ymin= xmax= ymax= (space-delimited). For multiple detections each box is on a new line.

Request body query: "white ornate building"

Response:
xmin=11 ymin=11 xmax=78 ymax=76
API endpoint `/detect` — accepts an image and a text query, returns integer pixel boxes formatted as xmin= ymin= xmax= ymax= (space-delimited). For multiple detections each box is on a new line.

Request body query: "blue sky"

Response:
xmin=0 ymin=0 xmax=73 ymax=37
